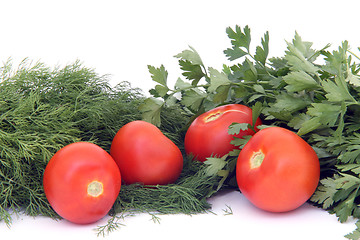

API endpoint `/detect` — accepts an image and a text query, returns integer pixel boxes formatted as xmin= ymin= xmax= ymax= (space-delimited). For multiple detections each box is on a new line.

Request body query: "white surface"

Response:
xmin=1 ymin=0 xmax=360 ymax=239
xmin=1 ymin=190 xmax=357 ymax=240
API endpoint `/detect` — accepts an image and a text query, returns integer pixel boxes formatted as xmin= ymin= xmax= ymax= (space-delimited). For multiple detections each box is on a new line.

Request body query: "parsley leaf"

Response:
xmin=175 ymin=46 xmax=207 ymax=86
xmin=254 ymin=31 xmax=269 ymax=65
xmin=174 ymin=45 xmax=204 ymax=66
xmin=283 ymin=71 xmax=320 ymax=92
xmin=181 ymin=89 xmax=206 ymax=112
xmin=228 ymin=122 xmax=249 ymax=135
xmin=178 ymin=60 xmax=205 ymax=85
xmin=148 ymin=65 xmax=168 ymax=86
xmin=138 ymin=98 xmax=163 ymax=126
xmin=322 ymin=77 xmax=355 ymax=103
xmin=204 ymin=156 xmax=227 ymax=176
xmin=285 ymin=32 xmax=320 ymax=74
xmin=310 ymin=176 xmax=338 ymax=209
xmin=224 ymin=25 xmax=251 ymax=61
xmin=208 ymin=67 xmax=231 ymax=92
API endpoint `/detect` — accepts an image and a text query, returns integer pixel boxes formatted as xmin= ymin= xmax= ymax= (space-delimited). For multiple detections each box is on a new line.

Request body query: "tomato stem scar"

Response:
xmin=250 ymin=150 xmax=265 ymax=169
xmin=205 ymin=112 xmax=222 ymax=122
xmin=204 ymin=109 xmax=248 ymax=123
xmin=87 ymin=181 xmax=104 ymax=197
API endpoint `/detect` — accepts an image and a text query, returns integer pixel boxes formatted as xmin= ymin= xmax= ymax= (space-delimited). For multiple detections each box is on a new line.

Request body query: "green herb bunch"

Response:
xmin=2 ymin=25 xmax=360 ymax=239
xmin=0 ymin=59 xmax=144 ymax=224
xmin=0 ymin=58 xmax=219 ymax=231
xmin=140 ymin=25 xmax=360 ymax=239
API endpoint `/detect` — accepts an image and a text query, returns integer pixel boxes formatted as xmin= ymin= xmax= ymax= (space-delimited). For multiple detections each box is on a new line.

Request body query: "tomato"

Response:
xmin=110 ymin=120 xmax=183 ymax=185
xmin=236 ymin=127 xmax=320 ymax=212
xmin=43 ymin=142 xmax=121 ymax=224
xmin=184 ymin=104 xmax=262 ymax=162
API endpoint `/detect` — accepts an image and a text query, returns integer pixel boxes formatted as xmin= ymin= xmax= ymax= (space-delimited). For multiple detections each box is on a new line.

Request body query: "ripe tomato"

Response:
xmin=110 ymin=120 xmax=183 ymax=185
xmin=43 ymin=142 xmax=121 ymax=224
xmin=236 ymin=127 xmax=320 ymax=212
xmin=184 ymin=104 xmax=262 ymax=162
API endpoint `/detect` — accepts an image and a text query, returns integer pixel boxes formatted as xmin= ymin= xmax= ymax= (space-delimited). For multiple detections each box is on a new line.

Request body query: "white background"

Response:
xmin=0 ymin=0 xmax=359 ymax=239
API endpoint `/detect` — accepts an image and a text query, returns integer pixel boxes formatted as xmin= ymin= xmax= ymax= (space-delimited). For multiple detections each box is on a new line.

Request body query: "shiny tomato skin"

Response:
xmin=110 ymin=120 xmax=183 ymax=185
xmin=43 ymin=142 xmax=121 ymax=224
xmin=184 ymin=104 xmax=262 ymax=162
xmin=236 ymin=127 xmax=320 ymax=212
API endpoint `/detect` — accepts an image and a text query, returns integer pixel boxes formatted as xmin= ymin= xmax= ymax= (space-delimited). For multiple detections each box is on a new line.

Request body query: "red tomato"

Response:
xmin=43 ymin=142 xmax=121 ymax=224
xmin=236 ymin=127 xmax=320 ymax=212
xmin=110 ymin=120 xmax=183 ymax=185
xmin=184 ymin=104 xmax=262 ymax=162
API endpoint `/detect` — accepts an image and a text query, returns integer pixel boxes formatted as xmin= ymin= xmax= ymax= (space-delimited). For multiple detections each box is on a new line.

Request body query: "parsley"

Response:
xmin=141 ymin=25 xmax=360 ymax=239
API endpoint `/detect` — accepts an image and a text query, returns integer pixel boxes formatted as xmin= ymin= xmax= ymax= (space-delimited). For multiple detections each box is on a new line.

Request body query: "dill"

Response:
xmin=96 ymin=158 xmax=222 ymax=236
xmin=0 ymin=58 xmax=171 ymax=225
xmin=0 ymin=58 xmax=215 ymax=231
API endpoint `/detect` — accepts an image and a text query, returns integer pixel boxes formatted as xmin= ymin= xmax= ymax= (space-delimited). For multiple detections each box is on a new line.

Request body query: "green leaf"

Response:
xmin=174 ymin=46 xmax=203 ymax=66
xmin=174 ymin=77 xmax=192 ymax=90
xmin=181 ymin=89 xmax=206 ymax=112
xmin=283 ymin=71 xmax=319 ymax=92
xmin=307 ymin=103 xmax=342 ymax=126
xmin=213 ymin=85 xmax=231 ymax=103
xmin=178 ymin=60 xmax=205 ymax=85
xmin=322 ymin=77 xmax=354 ymax=102
xmin=297 ymin=116 xmax=322 ymax=135
xmin=228 ymin=123 xmax=249 ymax=135
xmin=154 ymin=85 xmax=169 ymax=97
xmin=310 ymin=177 xmax=337 ymax=209
xmin=333 ymin=194 xmax=357 ymax=223
xmin=248 ymin=94 xmax=265 ymax=103
xmin=164 ymin=95 xmax=178 ymax=108
xmin=138 ymin=98 xmax=164 ymax=126
xmin=226 ymin=25 xmax=251 ymax=50
xmin=230 ymin=135 xmax=252 ymax=149
xmin=337 ymin=164 xmax=360 ymax=174
xmin=216 ymin=169 xmax=230 ymax=192
xmin=228 ymin=149 xmax=241 ymax=157
xmin=251 ymin=101 xmax=263 ymax=127
xmin=204 ymin=156 xmax=227 ymax=176
xmin=253 ymin=84 xmax=265 ymax=94
xmin=289 ymin=32 xmax=318 ymax=59
xmin=243 ymin=58 xmax=258 ymax=82
xmin=321 ymin=42 xmax=348 ymax=76
xmin=285 ymin=32 xmax=319 ymax=74
xmin=340 ymin=146 xmax=360 ymax=164
xmin=224 ymin=25 xmax=251 ymax=61
xmin=269 ymin=93 xmax=311 ymax=113
xmin=346 ymin=67 xmax=360 ymax=87
xmin=329 ymin=173 xmax=360 ymax=223
xmin=224 ymin=48 xmax=248 ymax=61
xmin=345 ymin=220 xmax=360 ymax=240
xmin=233 ymin=85 xmax=248 ymax=98
xmin=208 ymin=67 xmax=231 ymax=92
xmin=254 ymin=31 xmax=269 ymax=65
xmin=148 ymin=65 xmax=168 ymax=87
xmin=288 ymin=113 xmax=311 ymax=130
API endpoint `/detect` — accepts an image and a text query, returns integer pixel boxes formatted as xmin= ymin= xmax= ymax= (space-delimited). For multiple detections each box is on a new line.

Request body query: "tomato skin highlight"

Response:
xmin=184 ymin=104 xmax=262 ymax=162
xmin=236 ymin=127 xmax=320 ymax=212
xmin=43 ymin=142 xmax=121 ymax=224
xmin=110 ymin=120 xmax=183 ymax=185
